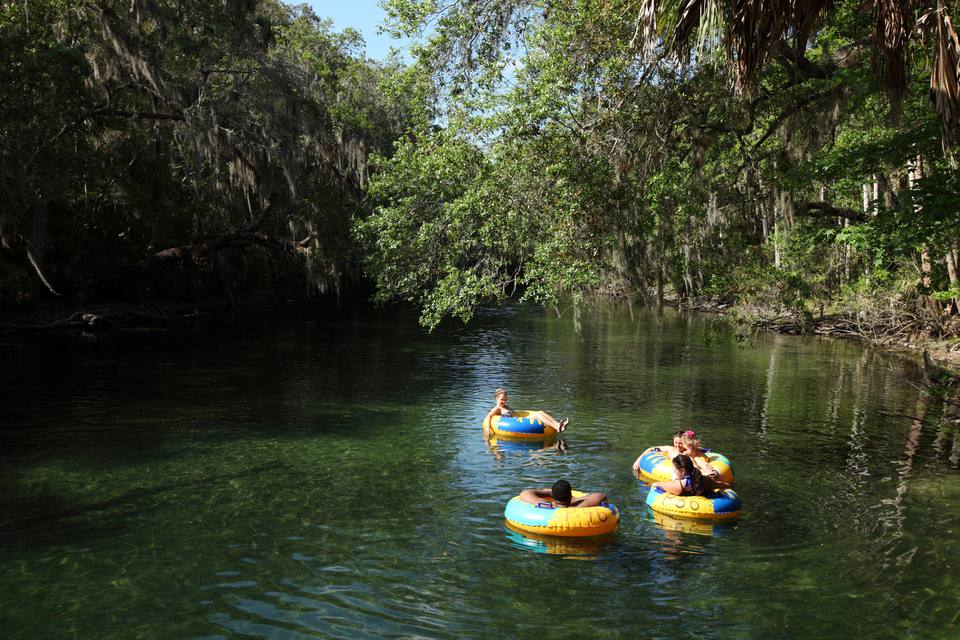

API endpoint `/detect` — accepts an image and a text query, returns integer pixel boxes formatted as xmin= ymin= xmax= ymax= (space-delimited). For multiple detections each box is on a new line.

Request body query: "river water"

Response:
xmin=1 ymin=303 xmax=958 ymax=639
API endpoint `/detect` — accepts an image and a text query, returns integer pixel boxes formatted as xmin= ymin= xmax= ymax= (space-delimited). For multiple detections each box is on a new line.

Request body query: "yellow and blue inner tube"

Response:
xmin=645 ymin=485 xmax=742 ymax=522
xmin=636 ymin=446 xmax=734 ymax=484
xmin=504 ymin=491 xmax=619 ymax=537
xmin=483 ymin=411 xmax=557 ymax=439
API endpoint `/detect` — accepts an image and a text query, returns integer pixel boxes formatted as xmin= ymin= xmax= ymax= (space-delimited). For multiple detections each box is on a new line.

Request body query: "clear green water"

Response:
xmin=2 ymin=303 xmax=959 ymax=639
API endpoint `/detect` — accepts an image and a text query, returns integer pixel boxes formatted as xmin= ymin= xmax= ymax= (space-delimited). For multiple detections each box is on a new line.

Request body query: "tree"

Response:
xmin=0 ymin=0 xmax=409 ymax=306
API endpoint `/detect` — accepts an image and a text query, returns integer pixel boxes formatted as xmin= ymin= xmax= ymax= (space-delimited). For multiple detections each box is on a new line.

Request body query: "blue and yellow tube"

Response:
xmin=504 ymin=491 xmax=619 ymax=537
xmin=483 ymin=411 xmax=558 ymax=439
xmin=645 ymin=485 xmax=742 ymax=522
xmin=635 ymin=446 xmax=734 ymax=484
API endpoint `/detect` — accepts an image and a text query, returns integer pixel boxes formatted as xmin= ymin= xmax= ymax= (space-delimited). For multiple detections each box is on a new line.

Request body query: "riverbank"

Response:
xmin=0 ymin=299 xmax=234 ymax=334
xmin=0 ymin=295 xmax=353 ymax=335
xmin=681 ymin=297 xmax=960 ymax=378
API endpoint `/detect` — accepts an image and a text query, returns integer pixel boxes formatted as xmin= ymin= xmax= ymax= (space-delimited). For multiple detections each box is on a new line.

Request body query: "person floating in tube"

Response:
xmin=651 ymin=455 xmax=729 ymax=497
xmin=484 ymin=387 xmax=569 ymax=438
xmin=518 ymin=479 xmax=607 ymax=508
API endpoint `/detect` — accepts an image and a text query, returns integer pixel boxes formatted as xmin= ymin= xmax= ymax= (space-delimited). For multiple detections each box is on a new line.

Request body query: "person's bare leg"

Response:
xmin=532 ymin=411 xmax=568 ymax=432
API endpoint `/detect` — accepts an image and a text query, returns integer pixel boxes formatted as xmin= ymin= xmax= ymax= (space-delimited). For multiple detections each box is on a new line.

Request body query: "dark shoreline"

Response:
xmin=5 ymin=293 xmax=960 ymax=379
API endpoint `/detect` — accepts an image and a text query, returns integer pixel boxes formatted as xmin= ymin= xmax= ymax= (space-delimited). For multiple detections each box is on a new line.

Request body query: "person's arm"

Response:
xmin=631 ymin=456 xmax=643 ymax=476
xmin=651 ymin=480 xmax=684 ymax=496
xmin=483 ymin=406 xmax=500 ymax=438
xmin=696 ymin=455 xmax=717 ymax=476
xmin=571 ymin=492 xmax=607 ymax=508
xmin=518 ymin=489 xmax=553 ymax=504
xmin=702 ymin=475 xmax=729 ymax=493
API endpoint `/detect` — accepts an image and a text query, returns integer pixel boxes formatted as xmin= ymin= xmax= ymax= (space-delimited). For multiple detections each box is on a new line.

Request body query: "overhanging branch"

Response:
xmin=796 ymin=201 xmax=866 ymax=223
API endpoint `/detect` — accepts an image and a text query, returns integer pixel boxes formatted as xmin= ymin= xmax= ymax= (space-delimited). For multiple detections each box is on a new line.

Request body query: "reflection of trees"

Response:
xmin=934 ymin=379 xmax=960 ymax=468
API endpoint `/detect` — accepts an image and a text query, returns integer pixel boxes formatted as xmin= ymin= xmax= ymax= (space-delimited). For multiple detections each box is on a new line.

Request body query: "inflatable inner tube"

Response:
xmin=483 ymin=411 xmax=557 ymax=439
xmin=635 ymin=446 xmax=734 ymax=484
xmin=504 ymin=491 xmax=619 ymax=537
xmin=645 ymin=485 xmax=742 ymax=522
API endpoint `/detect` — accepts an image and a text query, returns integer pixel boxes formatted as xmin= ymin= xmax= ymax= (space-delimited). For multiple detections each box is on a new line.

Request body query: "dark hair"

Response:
xmin=672 ymin=431 xmax=685 ymax=438
xmin=551 ymin=479 xmax=573 ymax=505
xmin=672 ymin=454 xmax=703 ymax=495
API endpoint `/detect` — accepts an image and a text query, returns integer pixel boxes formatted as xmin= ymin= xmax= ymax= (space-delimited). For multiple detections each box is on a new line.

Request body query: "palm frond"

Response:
xmin=932 ymin=4 xmax=960 ymax=154
xmin=875 ymin=0 xmax=913 ymax=113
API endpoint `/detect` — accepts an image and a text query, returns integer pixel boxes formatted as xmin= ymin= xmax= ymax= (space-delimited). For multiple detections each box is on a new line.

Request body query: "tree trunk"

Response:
xmin=656 ymin=257 xmax=664 ymax=308
xmin=843 ymin=217 xmax=851 ymax=285
xmin=760 ymin=202 xmax=769 ymax=246
xmin=682 ymin=243 xmax=694 ymax=299
xmin=910 ymin=155 xmax=941 ymax=320
xmin=946 ymin=249 xmax=959 ymax=314
xmin=910 ymin=157 xmax=932 ymax=290
xmin=773 ymin=218 xmax=781 ymax=268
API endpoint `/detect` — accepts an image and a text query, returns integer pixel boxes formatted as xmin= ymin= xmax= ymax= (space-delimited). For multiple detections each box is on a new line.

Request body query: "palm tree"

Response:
xmin=643 ymin=0 xmax=960 ymax=154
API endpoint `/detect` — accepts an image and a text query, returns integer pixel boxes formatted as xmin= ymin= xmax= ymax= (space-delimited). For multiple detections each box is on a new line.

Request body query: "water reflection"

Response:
xmin=645 ymin=507 xmax=735 ymax=539
xmin=502 ymin=521 xmax=613 ymax=559
xmin=485 ymin=437 xmax=566 ymax=460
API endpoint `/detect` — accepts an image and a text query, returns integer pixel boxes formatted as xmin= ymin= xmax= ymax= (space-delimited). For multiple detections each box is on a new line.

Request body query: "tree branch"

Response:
xmin=26 ymin=248 xmax=61 ymax=296
xmin=795 ymin=201 xmax=866 ymax=223
xmin=774 ymin=41 xmax=866 ymax=82
xmin=130 ymin=230 xmax=315 ymax=274
xmin=750 ymin=87 xmax=842 ymax=155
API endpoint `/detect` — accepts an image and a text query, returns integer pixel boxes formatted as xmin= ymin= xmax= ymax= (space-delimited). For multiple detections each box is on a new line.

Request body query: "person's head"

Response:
xmin=494 ymin=388 xmax=509 ymax=405
xmin=551 ymin=479 xmax=573 ymax=506
xmin=680 ymin=430 xmax=701 ymax=453
xmin=672 ymin=454 xmax=696 ymax=477
xmin=672 ymin=454 xmax=703 ymax=494
xmin=672 ymin=430 xmax=685 ymax=451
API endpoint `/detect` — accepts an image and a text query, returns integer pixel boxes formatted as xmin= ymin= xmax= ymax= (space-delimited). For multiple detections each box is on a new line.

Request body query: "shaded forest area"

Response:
xmin=4 ymin=0 xmax=960 ymax=354
xmin=1 ymin=0 xmax=410 ymax=317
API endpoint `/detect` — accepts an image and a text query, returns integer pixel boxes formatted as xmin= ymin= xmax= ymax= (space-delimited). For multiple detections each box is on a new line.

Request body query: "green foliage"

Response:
xmin=6 ymin=0 xmax=960 ymax=330
xmin=356 ymin=0 xmax=960 ymax=330
xmin=0 ymin=1 xmax=409 ymax=304
xmin=732 ymin=263 xmax=815 ymax=320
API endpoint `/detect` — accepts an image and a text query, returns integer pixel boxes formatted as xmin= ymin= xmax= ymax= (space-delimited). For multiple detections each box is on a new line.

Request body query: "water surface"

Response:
xmin=2 ymin=303 xmax=958 ymax=639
